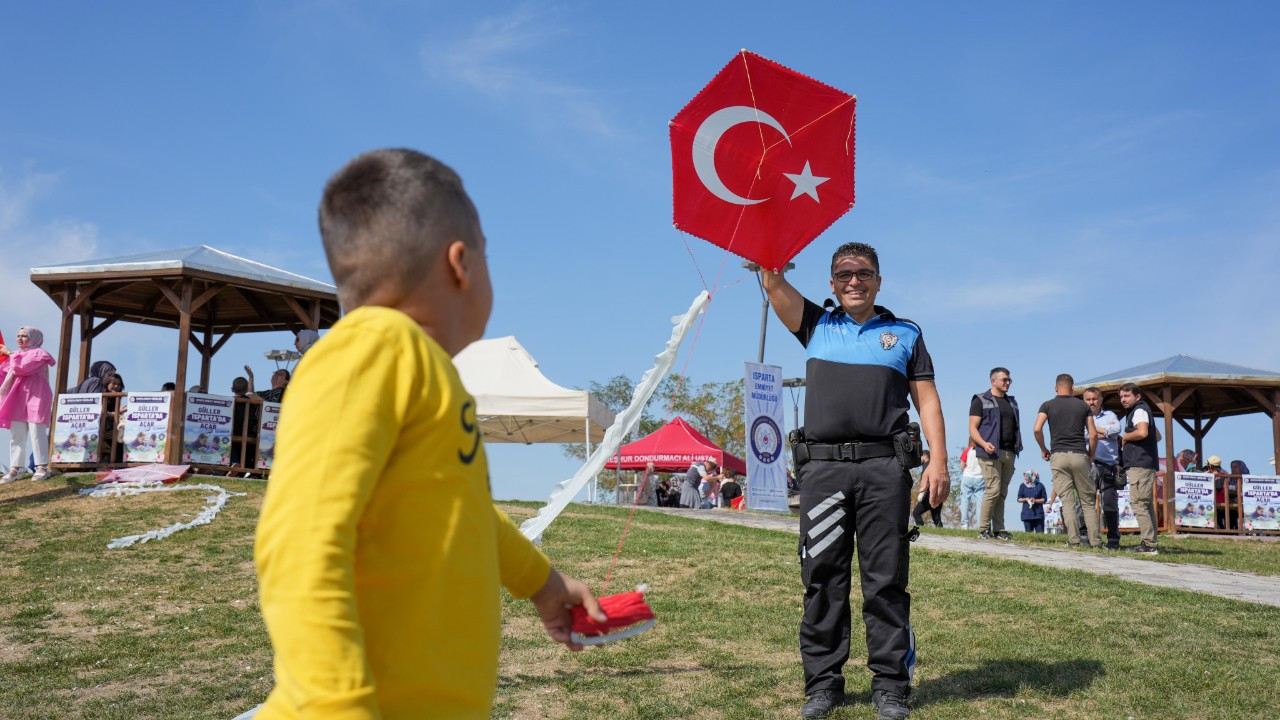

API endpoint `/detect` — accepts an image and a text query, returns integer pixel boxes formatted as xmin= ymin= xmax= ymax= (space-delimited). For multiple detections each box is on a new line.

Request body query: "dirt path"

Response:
xmin=638 ymin=506 xmax=1280 ymax=608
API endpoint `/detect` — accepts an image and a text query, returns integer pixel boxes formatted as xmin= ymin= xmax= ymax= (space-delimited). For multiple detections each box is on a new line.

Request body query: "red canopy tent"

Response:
xmin=603 ymin=417 xmax=747 ymax=475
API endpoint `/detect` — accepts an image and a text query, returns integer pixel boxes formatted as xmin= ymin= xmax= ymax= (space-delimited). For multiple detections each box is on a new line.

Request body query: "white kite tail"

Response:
xmin=80 ymin=480 xmax=247 ymax=549
xmin=520 ymin=290 xmax=710 ymax=543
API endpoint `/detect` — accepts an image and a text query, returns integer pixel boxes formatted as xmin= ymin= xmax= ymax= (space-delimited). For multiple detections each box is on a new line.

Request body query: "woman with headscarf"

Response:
xmin=1017 ymin=469 xmax=1048 ymax=533
xmin=105 ymin=373 xmax=126 ymax=462
xmin=0 ymin=327 xmax=57 ymax=483
xmin=73 ymin=360 xmax=116 ymax=394
xmin=294 ymin=329 xmax=320 ymax=355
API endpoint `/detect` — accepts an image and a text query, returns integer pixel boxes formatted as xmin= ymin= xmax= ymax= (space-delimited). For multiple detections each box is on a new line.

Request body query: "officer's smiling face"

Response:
xmin=829 ymin=255 xmax=880 ymax=320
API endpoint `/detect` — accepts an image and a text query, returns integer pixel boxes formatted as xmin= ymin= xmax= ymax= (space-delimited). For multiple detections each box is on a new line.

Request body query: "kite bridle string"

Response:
xmin=681 ymin=235 xmax=710 ymax=293
xmin=758 ymin=95 xmax=856 ymax=156
xmin=602 ymin=305 xmax=712 ymax=594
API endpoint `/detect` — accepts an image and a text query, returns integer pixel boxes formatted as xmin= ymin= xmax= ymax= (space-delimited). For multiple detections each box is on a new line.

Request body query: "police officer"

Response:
xmin=763 ymin=242 xmax=949 ymax=720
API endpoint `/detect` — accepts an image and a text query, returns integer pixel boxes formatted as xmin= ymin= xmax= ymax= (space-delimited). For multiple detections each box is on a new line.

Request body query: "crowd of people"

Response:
xmin=907 ymin=368 xmax=1263 ymax=553
xmin=0 ymin=326 xmax=318 ymax=479
xmin=634 ymin=459 xmax=748 ymax=509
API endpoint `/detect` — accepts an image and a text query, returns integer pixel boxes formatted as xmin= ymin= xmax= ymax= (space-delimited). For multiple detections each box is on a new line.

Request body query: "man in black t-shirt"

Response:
xmin=969 ymin=367 xmax=1021 ymax=540
xmin=1033 ymin=373 xmax=1100 ymax=547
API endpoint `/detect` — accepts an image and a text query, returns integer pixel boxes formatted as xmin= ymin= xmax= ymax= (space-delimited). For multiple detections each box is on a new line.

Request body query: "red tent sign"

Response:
xmin=670 ymin=50 xmax=856 ymax=271
xmin=604 ymin=417 xmax=747 ymax=475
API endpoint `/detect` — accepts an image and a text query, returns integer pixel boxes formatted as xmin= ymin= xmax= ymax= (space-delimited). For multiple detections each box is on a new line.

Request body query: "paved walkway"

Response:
xmin=639 ymin=507 xmax=1280 ymax=608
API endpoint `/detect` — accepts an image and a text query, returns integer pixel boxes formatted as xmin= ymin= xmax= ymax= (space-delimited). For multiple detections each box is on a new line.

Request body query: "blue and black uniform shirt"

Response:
xmin=792 ymin=299 xmax=934 ymax=443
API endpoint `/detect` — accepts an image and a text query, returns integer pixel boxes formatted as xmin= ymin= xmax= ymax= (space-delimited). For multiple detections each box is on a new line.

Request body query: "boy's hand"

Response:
xmin=530 ymin=569 xmax=605 ymax=652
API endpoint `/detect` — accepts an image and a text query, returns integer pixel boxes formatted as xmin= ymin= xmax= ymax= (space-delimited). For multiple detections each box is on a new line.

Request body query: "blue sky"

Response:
xmin=3 ymin=2 xmax=1278 ymax=525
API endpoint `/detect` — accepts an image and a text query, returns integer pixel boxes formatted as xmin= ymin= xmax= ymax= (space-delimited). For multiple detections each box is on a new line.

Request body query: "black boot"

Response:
xmin=872 ymin=688 xmax=911 ymax=719
xmin=801 ymin=689 xmax=846 ymax=719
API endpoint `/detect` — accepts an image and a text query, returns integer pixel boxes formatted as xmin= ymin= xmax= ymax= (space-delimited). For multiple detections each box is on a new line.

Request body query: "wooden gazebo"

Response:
xmin=1077 ymin=354 xmax=1280 ymax=534
xmin=30 ymin=245 xmax=341 ymax=465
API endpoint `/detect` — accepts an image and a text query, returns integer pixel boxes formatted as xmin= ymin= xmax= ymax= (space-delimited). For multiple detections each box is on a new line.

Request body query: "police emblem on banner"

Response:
xmin=750 ymin=416 xmax=782 ymax=464
xmin=880 ymin=331 xmax=899 ymax=350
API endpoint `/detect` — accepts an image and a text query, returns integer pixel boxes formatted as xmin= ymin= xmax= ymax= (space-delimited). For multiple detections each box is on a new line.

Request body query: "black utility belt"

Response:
xmin=790 ymin=423 xmax=922 ymax=471
xmin=798 ymin=440 xmax=896 ymax=463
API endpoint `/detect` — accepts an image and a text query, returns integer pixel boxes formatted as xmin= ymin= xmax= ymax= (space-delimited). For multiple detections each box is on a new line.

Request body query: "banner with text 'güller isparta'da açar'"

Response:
xmin=744 ymin=362 xmax=788 ymax=513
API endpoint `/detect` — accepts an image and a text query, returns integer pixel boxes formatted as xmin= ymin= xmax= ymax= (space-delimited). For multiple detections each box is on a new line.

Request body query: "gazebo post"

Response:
xmin=1160 ymin=384 xmax=1177 ymax=534
xmin=1190 ymin=395 xmax=1204 ymax=464
xmin=1272 ymin=389 xmax=1280 ymax=473
xmin=168 ymin=279 xmax=194 ymax=465
xmin=77 ymin=307 xmax=93 ymax=387
xmin=199 ymin=323 xmax=213 ymax=391
xmin=55 ymin=286 xmax=75 ymax=394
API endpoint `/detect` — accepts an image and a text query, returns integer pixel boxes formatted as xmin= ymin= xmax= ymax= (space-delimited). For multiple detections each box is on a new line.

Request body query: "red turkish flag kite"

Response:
xmin=671 ymin=50 xmax=856 ymax=271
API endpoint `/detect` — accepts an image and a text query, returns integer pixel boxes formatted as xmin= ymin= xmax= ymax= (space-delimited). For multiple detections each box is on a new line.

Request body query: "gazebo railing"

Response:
xmin=1065 ymin=471 xmax=1277 ymax=537
xmin=48 ymin=393 xmax=270 ymax=478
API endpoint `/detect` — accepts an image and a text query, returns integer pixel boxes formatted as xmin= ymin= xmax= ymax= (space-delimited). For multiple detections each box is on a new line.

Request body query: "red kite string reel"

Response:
xmin=569 ymin=585 xmax=656 ymax=646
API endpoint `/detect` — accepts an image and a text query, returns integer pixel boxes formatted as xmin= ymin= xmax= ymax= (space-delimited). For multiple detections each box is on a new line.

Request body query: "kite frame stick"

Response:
xmin=571 ymin=619 xmax=656 ymax=646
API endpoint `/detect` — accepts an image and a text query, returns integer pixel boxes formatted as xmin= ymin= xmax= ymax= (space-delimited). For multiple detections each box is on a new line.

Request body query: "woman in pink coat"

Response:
xmin=0 ymin=327 xmax=57 ymax=483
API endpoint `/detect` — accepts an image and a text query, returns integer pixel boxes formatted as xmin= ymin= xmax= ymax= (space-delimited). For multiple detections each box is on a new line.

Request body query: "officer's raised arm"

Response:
xmin=761 ymin=269 xmax=805 ymax=333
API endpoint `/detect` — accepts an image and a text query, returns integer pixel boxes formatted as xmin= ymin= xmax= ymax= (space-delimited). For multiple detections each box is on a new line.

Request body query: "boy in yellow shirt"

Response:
xmin=254 ymin=148 xmax=604 ymax=719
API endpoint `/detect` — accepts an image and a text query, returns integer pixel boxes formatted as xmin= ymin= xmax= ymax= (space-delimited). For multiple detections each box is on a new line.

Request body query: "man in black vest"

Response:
xmin=969 ymin=368 xmax=1021 ymax=540
xmin=1119 ymin=383 xmax=1160 ymax=554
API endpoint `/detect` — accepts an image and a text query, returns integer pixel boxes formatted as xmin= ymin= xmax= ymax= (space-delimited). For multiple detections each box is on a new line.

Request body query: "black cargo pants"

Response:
xmin=1093 ymin=461 xmax=1121 ymax=547
xmin=798 ymin=455 xmax=915 ymax=697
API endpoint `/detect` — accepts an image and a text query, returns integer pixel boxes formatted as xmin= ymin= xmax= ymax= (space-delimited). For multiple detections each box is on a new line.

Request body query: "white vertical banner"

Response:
xmin=744 ymin=362 xmax=788 ymax=513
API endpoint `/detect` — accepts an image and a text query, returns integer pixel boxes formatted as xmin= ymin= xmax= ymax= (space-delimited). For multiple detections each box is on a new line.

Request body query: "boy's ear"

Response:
xmin=444 ymin=239 xmax=472 ymax=290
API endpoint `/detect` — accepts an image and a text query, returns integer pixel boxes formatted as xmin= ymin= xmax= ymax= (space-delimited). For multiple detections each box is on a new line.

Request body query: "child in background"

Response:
xmin=254 ymin=149 xmax=603 ymax=720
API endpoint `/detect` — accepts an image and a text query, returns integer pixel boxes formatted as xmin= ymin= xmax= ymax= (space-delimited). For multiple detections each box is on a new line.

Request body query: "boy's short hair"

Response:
xmin=319 ymin=148 xmax=481 ymax=309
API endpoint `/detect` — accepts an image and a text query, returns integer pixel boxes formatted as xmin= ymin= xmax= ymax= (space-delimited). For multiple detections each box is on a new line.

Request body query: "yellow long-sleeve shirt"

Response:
xmin=254 ymin=306 xmax=552 ymax=719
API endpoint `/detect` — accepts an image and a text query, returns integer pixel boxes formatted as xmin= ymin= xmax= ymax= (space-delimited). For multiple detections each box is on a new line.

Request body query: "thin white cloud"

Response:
xmin=888 ymin=110 xmax=1201 ymax=195
xmin=423 ymin=4 xmax=623 ymax=142
xmin=924 ymin=277 xmax=1074 ymax=319
xmin=952 ymin=275 xmax=1070 ymax=312
xmin=0 ymin=168 xmax=100 ymax=337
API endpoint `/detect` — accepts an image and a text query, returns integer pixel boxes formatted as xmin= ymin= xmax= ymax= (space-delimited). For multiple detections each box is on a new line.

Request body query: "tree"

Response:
xmin=560 ymin=373 xmax=745 ymax=498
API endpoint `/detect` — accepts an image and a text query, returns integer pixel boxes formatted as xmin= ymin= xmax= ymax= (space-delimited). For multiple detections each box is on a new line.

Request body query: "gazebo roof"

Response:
xmin=1077 ymin=354 xmax=1280 ymax=419
xmin=1081 ymin=354 xmax=1280 ymax=387
xmin=30 ymin=245 xmax=341 ymax=334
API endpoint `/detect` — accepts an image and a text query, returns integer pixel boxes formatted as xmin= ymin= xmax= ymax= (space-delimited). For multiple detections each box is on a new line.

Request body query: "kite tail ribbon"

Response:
xmin=519 ymin=290 xmax=711 ymax=543
xmin=80 ymin=480 xmax=247 ymax=549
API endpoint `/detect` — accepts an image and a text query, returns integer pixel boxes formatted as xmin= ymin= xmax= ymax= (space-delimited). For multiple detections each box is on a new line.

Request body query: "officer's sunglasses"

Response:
xmin=832 ymin=269 xmax=879 ymax=285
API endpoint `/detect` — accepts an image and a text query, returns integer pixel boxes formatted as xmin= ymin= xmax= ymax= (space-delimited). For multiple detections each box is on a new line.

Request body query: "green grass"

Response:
xmin=1 ymin=478 xmax=1278 ymax=719
xmin=919 ymin=525 xmax=1280 ymax=576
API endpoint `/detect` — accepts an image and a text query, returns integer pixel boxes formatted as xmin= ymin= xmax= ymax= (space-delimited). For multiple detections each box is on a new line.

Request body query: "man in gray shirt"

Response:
xmin=1033 ymin=374 xmax=1100 ymax=547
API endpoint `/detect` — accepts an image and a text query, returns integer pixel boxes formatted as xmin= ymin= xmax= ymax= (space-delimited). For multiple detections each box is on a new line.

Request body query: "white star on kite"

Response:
xmin=783 ymin=161 xmax=830 ymax=202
